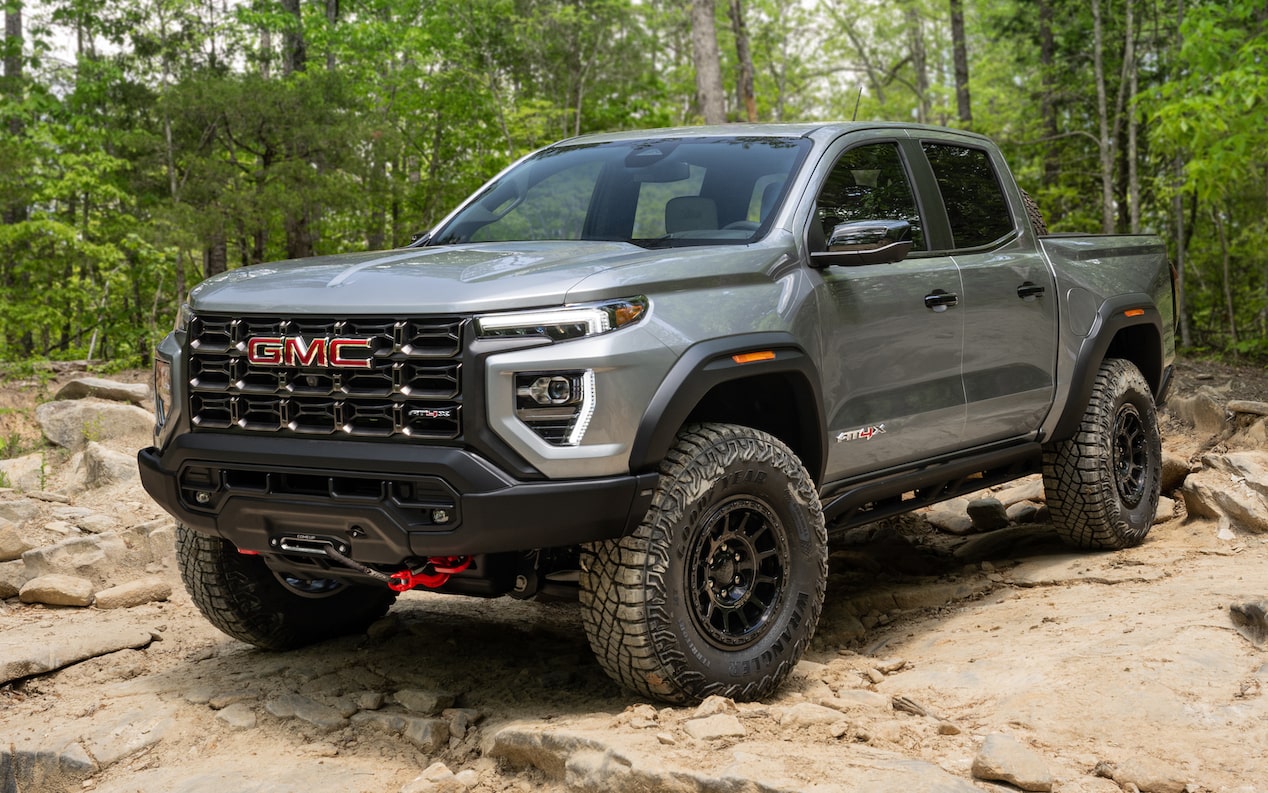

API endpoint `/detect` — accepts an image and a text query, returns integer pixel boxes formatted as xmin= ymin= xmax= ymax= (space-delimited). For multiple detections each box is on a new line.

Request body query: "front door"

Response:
xmin=812 ymin=140 xmax=967 ymax=481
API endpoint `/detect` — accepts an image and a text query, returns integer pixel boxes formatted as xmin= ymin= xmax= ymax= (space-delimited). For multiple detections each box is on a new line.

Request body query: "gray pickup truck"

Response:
xmin=139 ymin=122 xmax=1175 ymax=703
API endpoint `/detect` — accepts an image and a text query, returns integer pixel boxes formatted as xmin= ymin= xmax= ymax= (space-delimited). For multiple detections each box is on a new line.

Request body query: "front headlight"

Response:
xmin=153 ymin=356 xmax=173 ymax=428
xmin=475 ymin=296 xmax=647 ymax=341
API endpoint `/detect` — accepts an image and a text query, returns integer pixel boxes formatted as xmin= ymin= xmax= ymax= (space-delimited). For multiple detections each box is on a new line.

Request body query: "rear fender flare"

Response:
xmin=1049 ymin=293 xmax=1164 ymax=443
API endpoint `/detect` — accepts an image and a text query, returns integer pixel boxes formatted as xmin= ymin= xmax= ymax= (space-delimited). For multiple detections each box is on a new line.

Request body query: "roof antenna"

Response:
xmin=852 ymin=86 xmax=863 ymax=121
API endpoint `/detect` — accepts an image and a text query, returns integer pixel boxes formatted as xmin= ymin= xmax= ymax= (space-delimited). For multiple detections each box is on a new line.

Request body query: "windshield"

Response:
xmin=428 ymin=136 xmax=811 ymax=248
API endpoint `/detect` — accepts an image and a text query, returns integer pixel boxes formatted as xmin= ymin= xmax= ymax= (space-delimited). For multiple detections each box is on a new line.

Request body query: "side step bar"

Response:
xmin=820 ymin=442 xmax=1043 ymax=534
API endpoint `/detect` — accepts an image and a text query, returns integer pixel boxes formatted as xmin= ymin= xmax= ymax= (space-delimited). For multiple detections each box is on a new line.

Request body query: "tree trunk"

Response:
xmin=1092 ymin=0 xmax=1115 ymax=233
xmin=326 ymin=0 xmax=338 ymax=71
xmin=281 ymin=0 xmax=306 ymax=75
xmin=1173 ymin=160 xmax=1191 ymax=349
xmin=3 ymin=1 xmax=26 ymax=225
xmin=1124 ymin=0 xmax=1139 ymax=232
xmin=205 ymin=235 xmax=228 ymax=279
xmin=907 ymin=4 xmax=930 ymax=123
xmin=1213 ymin=206 xmax=1238 ymax=350
xmin=727 ymin=0 xmax=757 ymax=122
xmin=1038 ymin=0 xmax=1059 ymax=186
xmin=3 ymin=2 xmax=19 ymax=92
xmin=260 ymin=27 xmax=272 ymax=79
xmin=690 ymin=0 xmax=726 ymax=124
xmin=949 ymin=0 xmax=971 ymax=125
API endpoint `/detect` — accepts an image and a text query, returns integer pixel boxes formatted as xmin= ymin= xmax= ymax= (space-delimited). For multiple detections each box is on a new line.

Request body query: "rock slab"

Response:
xmin=971 ymin=734 xmax=1054 ymax=792
xmin=0 ymin=621 xmax=154 ymax=685
xmin=19 ymin=573 xmax=95 ymax=606
xmin=55 ymin=377 xmax=150 ymax=405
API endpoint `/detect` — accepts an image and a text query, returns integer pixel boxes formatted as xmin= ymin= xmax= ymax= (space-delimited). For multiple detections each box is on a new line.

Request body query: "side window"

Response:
xmin=815 ymin=142 xmax=924 ymax=251
xmin=922 ymin=143 xmax=1014 ymax=249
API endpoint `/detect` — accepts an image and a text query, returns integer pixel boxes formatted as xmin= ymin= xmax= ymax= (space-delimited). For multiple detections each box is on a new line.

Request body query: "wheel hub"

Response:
xmin=687 ymin=497 xmax=789 ymax=649
xmin=1112 ymin=403 xmax=1148 ymax=507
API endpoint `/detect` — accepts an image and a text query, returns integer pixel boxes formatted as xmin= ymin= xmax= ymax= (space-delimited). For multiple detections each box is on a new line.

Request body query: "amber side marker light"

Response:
xmin=1124 ymin=308 xmax=1146 ymax=318
xmin=732 ymin=350 xmax=776 ymax=364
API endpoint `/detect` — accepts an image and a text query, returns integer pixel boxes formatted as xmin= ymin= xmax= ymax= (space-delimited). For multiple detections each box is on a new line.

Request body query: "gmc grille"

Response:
xmin=187 ymin=315 xmax=465 ymax=440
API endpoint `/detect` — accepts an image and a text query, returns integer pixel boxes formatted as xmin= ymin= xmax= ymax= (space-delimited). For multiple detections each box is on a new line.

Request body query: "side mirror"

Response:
xmin=810 ymin=219 xmax=913 ymax=268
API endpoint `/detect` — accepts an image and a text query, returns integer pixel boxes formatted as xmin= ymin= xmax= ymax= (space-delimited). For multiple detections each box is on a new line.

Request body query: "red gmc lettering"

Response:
xmin=246 ymin=336 xmax=373 ymax=368
xmin=328 ymin=338 xmax=373 ymax=369
xmin=246 ymin=336 xmax=284 ymax=365
xmin=284 ymin=336 xmax=325 ymax=366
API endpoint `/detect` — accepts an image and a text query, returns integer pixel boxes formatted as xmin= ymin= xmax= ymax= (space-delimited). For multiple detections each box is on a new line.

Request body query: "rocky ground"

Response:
xmin=1 ymin=361 xmax=1267 ymax=793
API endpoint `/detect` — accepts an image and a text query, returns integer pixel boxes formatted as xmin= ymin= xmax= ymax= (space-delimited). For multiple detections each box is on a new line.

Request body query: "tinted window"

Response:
xmin=922 ymin=143 xmax=1013 ymax=249
xmin=816 ymin=143 xmax=924 ymax=251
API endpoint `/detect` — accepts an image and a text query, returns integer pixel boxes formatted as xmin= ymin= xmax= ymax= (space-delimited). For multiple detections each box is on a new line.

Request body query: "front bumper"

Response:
xmin=138 ymin=433 xmax=657 ymax=563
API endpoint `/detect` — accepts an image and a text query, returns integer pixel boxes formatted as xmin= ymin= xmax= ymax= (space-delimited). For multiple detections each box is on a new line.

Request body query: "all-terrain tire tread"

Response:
xmin=176 ymin=526 xmax=395 ymax=650
xmin=580 ymin=423 xmax=827 ymax=703
xmin=1042 ymin=358 xmax=1161 ymax=550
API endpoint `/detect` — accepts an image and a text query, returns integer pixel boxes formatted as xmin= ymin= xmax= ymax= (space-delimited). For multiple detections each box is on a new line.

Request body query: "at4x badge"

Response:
xmin=836 ymin=423 xmax=886 ymax=443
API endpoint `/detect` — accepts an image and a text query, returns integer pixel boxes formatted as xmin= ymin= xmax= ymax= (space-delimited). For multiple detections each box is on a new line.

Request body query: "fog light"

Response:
xmin=431 ymin=509 xmax=450 ymax=524
xmin=525 ymin=375 xmax=575 ymax=405
xmin=514 ymin=370 xmax=595 ymax=446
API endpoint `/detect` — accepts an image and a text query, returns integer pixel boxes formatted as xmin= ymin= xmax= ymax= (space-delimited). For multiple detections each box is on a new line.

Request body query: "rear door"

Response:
xmin=918 ymin=139 xmax=1059 ymax=445
xmin=811 ymin=136 xmax=967 ymax=481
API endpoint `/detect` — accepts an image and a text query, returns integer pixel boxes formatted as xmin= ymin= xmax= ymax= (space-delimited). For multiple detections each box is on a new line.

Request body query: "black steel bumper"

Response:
xmin=138 ymin=433 xmax=658 ymax=563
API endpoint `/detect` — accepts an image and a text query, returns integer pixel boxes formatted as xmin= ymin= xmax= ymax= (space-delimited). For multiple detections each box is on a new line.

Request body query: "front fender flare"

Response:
xmin=626 ymin=332 xmax=826 ymax=482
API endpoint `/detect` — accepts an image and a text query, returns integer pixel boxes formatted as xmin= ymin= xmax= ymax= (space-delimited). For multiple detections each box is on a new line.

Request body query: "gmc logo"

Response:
xmin=246 ymin=336 xmax=374 ymax=369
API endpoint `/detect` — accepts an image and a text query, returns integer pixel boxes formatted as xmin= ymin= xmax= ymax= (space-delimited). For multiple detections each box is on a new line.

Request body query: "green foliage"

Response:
xmin=0 ymin=0 xmax=1266 ymax=363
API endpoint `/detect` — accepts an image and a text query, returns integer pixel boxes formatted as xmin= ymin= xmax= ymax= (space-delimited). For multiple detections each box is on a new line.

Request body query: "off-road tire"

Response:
xmin=176 ymin=525 xmax=396 ymax=650
xmin=580 ymin=423 xmax=828 ymax=703
xmin=1022 ymin=189 xmax=1049 ymax=235
xmin=1042 ymin=358 xmax=1161 ymax=549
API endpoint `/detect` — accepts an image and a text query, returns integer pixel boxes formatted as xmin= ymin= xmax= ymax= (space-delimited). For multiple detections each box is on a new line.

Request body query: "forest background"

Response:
xmin=0 ymin=0 xmax=1265 ymax=368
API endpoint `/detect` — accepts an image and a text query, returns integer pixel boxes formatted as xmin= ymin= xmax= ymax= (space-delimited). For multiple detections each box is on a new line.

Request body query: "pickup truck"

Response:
xmin=138 ymin=122 xmax=1175 ymax=703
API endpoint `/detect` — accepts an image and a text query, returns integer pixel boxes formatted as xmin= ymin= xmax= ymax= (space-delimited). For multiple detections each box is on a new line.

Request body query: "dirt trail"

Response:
xmin=2 ymin=363 xmax=1267 ymax=793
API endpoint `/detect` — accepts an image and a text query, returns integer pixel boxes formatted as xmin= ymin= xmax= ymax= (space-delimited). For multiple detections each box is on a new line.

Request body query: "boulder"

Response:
xmin=0 ymin=498 xmax=40 ymax=523
xmin=54 ymin=377 xmax=150 ymax=406
xmin=967 ymin=497 xmax=1010 ymax=531
xmin=1160 ymin=451 xmax=1192 ymax=494
xmin=0 ymin=558 xmax=29 ymax=598
xmin=1166 ymin=387 xmax=1226 ymax=435
xmin=82 ymin=442 xmax=139 ymax=488
xmin=0 ymin=452 xmax=46 ymax=492
xmin=19 ymin=573 xmax=95 ymax=607
xmin=971 ymin=734 xmax=1053 ymax=792
xmin=21 ymin=531 xmax=133 ymax=588
xmin=1181 ymin=451 xmax=1268 ymax=533
xmin=35 ymin=399 xmax=153 ymax=451
xmin=1227 ymin=399 xmax=1268 ymax=417
xmin=0 ymin=518 xmax=34 ymax=562
xmin=93 ymin=576 xmax=172 ymax=609
xmin=994 ymin=477 xmax=1046 ymax=506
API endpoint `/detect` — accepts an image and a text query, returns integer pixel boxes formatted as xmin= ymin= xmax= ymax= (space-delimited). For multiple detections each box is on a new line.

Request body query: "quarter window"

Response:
xmin=922 ymin=143 xmax=1014 ymax=249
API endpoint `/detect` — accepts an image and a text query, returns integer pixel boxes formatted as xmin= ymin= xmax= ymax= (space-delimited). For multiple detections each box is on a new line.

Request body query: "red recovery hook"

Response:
xmin=387 ymin=556 xmax=472 ymax=592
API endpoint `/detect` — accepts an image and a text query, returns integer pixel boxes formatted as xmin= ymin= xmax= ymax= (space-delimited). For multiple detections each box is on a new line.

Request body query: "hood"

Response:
xmin=187 ymin=241 xmax=671 ymax=315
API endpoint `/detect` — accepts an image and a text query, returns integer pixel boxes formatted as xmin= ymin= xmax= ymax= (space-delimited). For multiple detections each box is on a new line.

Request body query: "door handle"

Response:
xmin=924 ymin=289 xmax=959 ymax=312
xmin=1017 ymin=281 xmax=1045 ymax=301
